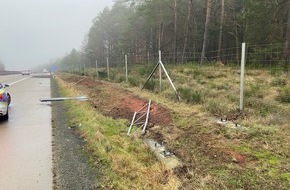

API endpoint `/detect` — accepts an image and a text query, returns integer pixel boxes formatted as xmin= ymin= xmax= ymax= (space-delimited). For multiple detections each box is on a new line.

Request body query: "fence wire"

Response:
xmin=63 ymin=43 xmax=289 ymax=124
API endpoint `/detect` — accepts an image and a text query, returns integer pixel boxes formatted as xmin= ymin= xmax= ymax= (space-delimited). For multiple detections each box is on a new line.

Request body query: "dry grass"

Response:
xmin=111 ymin=64 xmax=290 ymax=189
xmin=55 ymin=77 xmax=181 ymax=190
xmin=59 ymin=63 xmax=290 ymax=189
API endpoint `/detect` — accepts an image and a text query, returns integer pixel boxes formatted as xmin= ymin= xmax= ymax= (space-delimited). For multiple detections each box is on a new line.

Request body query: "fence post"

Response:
xmin=240 ymin=43 xmax=246 ymax=111
xmin=96 ymin=60 xmax=99 ymax=79
xmin=107 ymin=57 xmax=109 ymax=80
xmin=125 ymin=55 xmax=128 ymax=83
xmin=159 ymin=50 xmax=162 ymax=89
xmin=147 ymin=52 xmax=150 ymax=64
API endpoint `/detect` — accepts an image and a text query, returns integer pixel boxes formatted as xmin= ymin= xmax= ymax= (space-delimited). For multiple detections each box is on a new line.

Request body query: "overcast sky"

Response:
xmin=0 ymin=0 xmax=114 ymax=71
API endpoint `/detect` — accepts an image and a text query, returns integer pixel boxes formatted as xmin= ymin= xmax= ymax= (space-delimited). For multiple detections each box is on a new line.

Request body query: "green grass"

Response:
xmin=130 ymin=64 xmax=289 ymax=189
xmin=271 ymin=77 xmax=287 ymax=87
xmin=277 ymin=85 xmax=290 ymax=103
xmin=143 ymin=79 xmax=158 ymax=91
xmin=55 ymin=77 xmax=179 ymax=189
xmin=61 ymin=63 xmax=290 ymax=189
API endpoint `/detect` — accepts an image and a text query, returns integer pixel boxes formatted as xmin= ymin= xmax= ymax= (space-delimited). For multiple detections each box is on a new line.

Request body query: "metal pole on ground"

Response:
xmin=240 ymin=42 xmax=246 ymax=110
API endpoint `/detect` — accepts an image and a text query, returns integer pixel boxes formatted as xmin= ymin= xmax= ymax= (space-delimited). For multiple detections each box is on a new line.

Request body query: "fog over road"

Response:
xmin=0 ymin=75 xmax=52 ymax=189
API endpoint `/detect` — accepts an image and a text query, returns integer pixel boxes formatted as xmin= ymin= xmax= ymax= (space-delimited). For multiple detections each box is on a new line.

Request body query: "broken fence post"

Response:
xmin=39 ymin=96 xmax=88 ymax=102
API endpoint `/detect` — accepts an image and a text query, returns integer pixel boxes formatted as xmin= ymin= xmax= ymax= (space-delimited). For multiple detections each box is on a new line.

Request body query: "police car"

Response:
xmin=0 ymin=83 xmax=11 ymax=120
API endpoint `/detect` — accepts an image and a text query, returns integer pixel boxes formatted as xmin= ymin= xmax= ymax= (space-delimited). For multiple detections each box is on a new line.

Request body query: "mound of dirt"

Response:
xmin=60 ymin=75 xmax=172 ymax=128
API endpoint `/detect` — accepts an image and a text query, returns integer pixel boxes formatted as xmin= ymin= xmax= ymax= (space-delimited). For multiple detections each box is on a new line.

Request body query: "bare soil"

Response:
xmin=63 ymin=75 xmax=172 ymax=129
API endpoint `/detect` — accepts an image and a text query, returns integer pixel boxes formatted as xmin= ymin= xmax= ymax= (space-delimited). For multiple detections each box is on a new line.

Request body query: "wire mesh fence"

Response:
xmin=77 ymin=43 xmax=288 ymax=69
xmin=62 ymin=43 xmax=289 ymax=124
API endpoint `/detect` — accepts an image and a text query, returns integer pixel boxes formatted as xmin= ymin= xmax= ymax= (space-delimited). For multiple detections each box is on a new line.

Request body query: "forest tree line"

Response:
xmin=55 ymin=0 xmax=290 ymax=70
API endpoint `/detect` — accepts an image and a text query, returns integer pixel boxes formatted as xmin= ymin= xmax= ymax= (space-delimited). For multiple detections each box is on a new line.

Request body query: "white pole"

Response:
xmin=107 ymin=57 xmax=109 ymax=80
xmin=142 ymin=100 xmax=152 ymax=134
xmin=159 ymin=50 xmax=162 ymax=89
xmin=96 ymin=60 xmax=99 ymax=79
xmin=125 ymin=55 xmax=128 ymax=83
xmin=240 ymin=43 xmax=246 ymax=110
xmin=159 ymin=60 xmax=181 ymax=100
xmin=147 ymin=52 xmax=150 ymax=64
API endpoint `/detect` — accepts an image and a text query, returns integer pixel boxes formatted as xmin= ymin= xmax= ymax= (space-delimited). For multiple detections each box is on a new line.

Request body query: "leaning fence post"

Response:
xmin=125 ymin=54 xmax=128 ymax=83
xmin=142 ymin=100 xmax=152 ymax=134
xmin=240 ymin=43 xmax=246 ymax=111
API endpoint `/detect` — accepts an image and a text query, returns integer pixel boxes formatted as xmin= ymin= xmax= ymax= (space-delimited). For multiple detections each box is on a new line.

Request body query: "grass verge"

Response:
xmin=54 ymin=77 xmax=180 ymax=189
xmin=61 ymin=63 xmax=290 ymax=189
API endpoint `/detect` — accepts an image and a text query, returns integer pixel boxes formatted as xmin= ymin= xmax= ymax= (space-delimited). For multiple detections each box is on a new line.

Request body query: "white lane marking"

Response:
xmin=8 ymin=77 xmax=30 ymax=86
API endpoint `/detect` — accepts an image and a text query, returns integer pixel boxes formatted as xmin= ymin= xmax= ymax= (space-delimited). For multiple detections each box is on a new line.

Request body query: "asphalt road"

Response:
xmin=0 ymin=74 xmax=52 ymax=189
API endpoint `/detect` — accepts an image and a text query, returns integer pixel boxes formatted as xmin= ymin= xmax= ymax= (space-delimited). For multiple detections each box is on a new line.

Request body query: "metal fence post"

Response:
xmin=240 ymin=43 xmax=246 ymax=110
xmin=107 ymin=57 xmax=109 ymax=80
xmin=159 ymin=50 xmax=162 ymax=89
xmin=96 ymin=60 xmax=99 ymax=79
xmin=125 ymin=55 xmax=128 ymax=83
xmin=147 ymin=52 xmax=150 ymax=64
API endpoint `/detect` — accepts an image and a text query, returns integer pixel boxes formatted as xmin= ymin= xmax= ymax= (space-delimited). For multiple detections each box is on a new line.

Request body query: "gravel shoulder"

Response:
xmin=51 ymin=78 xmax=99 ymax=190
